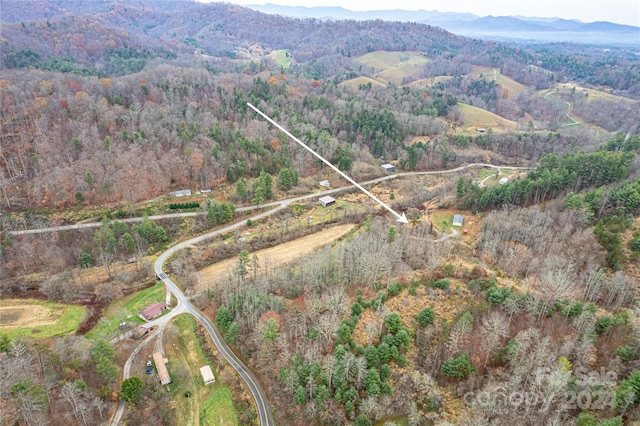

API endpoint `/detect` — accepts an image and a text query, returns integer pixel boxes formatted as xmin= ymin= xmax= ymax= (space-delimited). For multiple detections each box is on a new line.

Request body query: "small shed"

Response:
xmin=381 ymin=164 xmax=395 ymax=173
xmin=153 ymin=352 xmax=171 ymax=385
xmin=133 ymin=326 xmax=149 ymax=339
xmin=452 ymin=214 xmax=464 ymax=227
xmin=499 ymin=177 xmax=509 ymax=185
xmin=319 ymin=180 xmax=330 ymax=188
xmin=175 ymin=189 xmax=192 ymax=197
xmin=138 ymin=302 xmax=166 ymax=321
xmin=319 ymin=196 xmax=336 ymax=207
xmin=200 ymin=365 xmax=215 ymax=386
xmin=476 ymin=128 xmax=486 ymax=133
xmin=199 ymin=188 xmax=212 ymax=194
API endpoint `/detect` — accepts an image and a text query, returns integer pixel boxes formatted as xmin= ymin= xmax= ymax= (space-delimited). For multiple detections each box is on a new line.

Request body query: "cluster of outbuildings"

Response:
xmin=317 ymin=164 xmax=395 ymax=207
xmin=135 ymin=301 xmax=216 ymax=387
xmin=170 ymin=188 xmax=212 ymax=197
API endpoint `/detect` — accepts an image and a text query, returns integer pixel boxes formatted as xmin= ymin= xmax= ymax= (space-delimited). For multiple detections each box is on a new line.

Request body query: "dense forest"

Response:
xmin=1 ymin=1 xmax=639 ymax=426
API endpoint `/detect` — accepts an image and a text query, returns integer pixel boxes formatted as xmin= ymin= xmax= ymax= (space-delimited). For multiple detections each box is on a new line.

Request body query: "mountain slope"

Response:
xmin=246 ymin=3 xmax=640 ymax=47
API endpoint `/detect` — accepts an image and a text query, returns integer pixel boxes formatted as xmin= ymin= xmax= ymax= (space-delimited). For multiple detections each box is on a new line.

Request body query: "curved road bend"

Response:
xmin=9 ymin=163 xmax=532 ymax=424
xmin=7 ymin=163 xmax=532 ymax=236
xmin=152 ymin=206 xmax=280 ymax=426
xmin=110 ymin=205 xmax=285 ymax=425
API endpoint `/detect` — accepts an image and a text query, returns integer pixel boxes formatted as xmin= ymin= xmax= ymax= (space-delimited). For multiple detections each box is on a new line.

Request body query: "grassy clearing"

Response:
xmin=273 ymin=50 xmax=292 ymax=68
xmin=550 ymin=83 xmax=639 ymax=104
xmin=200 ymin=386 xmax=237 ymax=425
xmin=472 ymin=66 xmax=528 ymax=100
xmin=478 ymin=168 xmax=499 ymax=179
xmin=0 ymin=299 xmax=86 ymax=340
xmin=339 ymin=76 xmax=386 ymax=89
xmin=483 ymin=176 xmax=501 ymax=186
xmin=85 ymin=281 xmax=165 ymax=340
xmin=356 ymin=51 xmax=429 ymax=71
xmin=431 ymin=211 xmax=455 ymax=233
xmin=405 ymin=75 xmax=452 ymax=88
xmin=457 ymin=103 xmax=517 ymax=132
xmin=354 ymin=51 xmax=430 ymax=85
xmin=166 ymin=314 xmax=238 ymax=426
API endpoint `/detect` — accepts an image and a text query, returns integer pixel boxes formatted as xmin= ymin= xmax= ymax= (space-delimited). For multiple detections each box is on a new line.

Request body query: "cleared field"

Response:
xmin=355 ymin=51 xmax=430 ymax=85
xmin=269 ymin=49 xmax=293 ymax=68
xmin=457 ymin=102 xmax=517 ymax=132
xmin=472 ymin=66 xmax=529 ymax=100
xmin=339 ymin=76 xmax=386 ymax=89
xmin=199 ymin=223 xmax=356 ymax=288
xmin=551 ymin=83 xmax=639 ymax=104
xmin=431 ymin=211 xmax=455 ymax=233
xmin=405 ymin=76 xmax=453 ymax=88
xmin=166 ymin=315 xmax=238 ymax=426
xmin=0 ymin=298 xmax=86 ymax=340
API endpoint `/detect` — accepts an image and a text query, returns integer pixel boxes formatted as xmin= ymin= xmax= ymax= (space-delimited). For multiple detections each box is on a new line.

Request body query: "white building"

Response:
xmin=452 ymin=214 xmax=464 ymax=227
xmin=319 ymin=196 xmax=336 ymax=207
xmin=381 ymin=164 xmax=395 ymax=173
xmin=200 ymin=365 xmax=215 ymax=386
xmin=499 ymin=177 xmax=509 ymax=185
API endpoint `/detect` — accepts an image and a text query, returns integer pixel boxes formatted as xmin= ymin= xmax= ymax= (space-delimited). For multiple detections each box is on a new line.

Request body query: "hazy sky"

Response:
xmin=214 ymin=0 xmax=640 ymax=27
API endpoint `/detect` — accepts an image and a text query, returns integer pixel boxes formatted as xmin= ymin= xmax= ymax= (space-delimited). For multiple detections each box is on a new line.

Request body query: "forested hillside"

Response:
xmin=1 ymin=2 xmax=639 ymax=426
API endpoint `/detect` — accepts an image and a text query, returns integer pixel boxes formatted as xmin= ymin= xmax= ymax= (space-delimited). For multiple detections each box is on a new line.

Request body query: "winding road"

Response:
xmin=8 ymin=163 xmax=531 ymax=236
xmin=11 ymin=162 xmax=533 ymax=426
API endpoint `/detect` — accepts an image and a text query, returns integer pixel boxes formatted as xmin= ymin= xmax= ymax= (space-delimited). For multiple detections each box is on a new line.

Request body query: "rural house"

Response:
xmin=381 ymin=164 xmax=395 ymax=173
xmin=452 ymin=214 xmax=464 ymax=227
xmin=153 ymin=352 xmax=171 ymax=385
xmin=319 ymin=180 xmax=330 ymax=188
xmin=174 ymin=189 xmax=191 ymax=197
xmin=138 ymin=302 xmax=166 ymax=321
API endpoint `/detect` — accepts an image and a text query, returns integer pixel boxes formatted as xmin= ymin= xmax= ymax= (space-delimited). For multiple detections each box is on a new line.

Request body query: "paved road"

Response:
xmin=7 ymin=163 xmax=532 ymax=236
xmin=150 ymin=212 xmax=276 ymax=426
xmin=14 ymin=162 xmax=534 ymax=425
xmin=109 ymin=206 xmax=282 ymax=425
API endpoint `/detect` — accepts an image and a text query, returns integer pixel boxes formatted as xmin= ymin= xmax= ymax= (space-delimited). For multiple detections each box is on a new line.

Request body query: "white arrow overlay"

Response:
xmin=248 ymin=103 xmax=408 ymax=224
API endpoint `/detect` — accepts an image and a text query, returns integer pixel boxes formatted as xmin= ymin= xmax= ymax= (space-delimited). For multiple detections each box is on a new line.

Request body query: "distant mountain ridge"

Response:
xmin=246 ymin=3 xmax=640 ymax=47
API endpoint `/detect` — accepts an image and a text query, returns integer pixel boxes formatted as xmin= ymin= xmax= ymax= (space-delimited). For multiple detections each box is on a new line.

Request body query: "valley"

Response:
xmin=0 ymin=1 xmax=639 ymax=426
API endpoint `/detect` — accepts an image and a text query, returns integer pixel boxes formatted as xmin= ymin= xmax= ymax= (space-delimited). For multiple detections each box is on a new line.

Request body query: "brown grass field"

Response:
xmin=0 ymin=298 xmax=86 ymax=339
xmin=339 ymin=76 xmax=386 ymax=89
xmin=405 ymin=76 xmax=453 ymax=88
xmin=354 ymin=51 xmax=430 ymax=86
xmin=0 ymin=303 xmax=59 ymax=329
xmin=456 ymin=102 xmax=518 ymax=132
xmin=471 ymin=66 xmax=529 ymax=100
xmin=198 ymin=223 xmax=356 ymax=289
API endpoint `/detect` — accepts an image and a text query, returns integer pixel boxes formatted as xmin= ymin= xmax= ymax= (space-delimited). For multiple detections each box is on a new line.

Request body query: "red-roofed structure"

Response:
xmin=138 ymin=302 xmax=166 ymax=321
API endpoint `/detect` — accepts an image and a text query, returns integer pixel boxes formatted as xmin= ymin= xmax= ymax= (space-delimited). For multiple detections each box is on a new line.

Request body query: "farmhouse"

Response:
xmin=319 ymin=180 xmax=330 ymax=188
xmin=174 ymin=189 xmax=191 ymax=197
xmin=452 ymin=214 xmax=464 ymax=227
xmin=138 ymin=302 xmax=166 ymax=321
xmin=200 ymin=365 xmax=215 ymax=386
xmin=199 ymin=188 xmax=212 ymax=194
xmin=319 ymin=196 xmax=336 ymax=207
xmin=153 ymin=352 xmax=171 ymax=385
xmin=381 ymin=164 xmax=395 ymax=173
